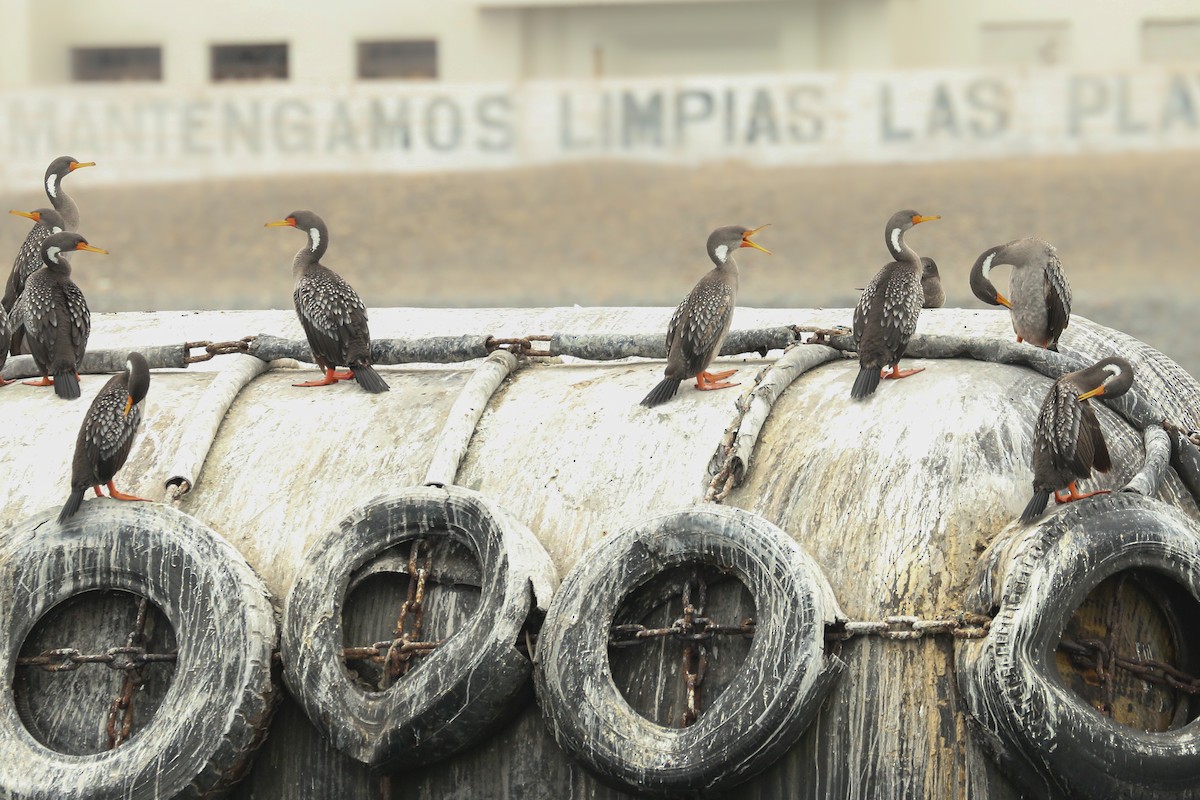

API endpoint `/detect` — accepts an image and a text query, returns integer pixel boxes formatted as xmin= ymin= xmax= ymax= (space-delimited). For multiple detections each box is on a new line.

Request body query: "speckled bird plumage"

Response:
xmin=970 ymin=237 xmax=1071 ymax=351
xmin=5 ymin=155 xmax=90 ymax=313
xmin=5 ymin=208 xmax=68 ymax=313
xmin=13 ymin=231 xmax=95 ymax=399
xmin=1020 ymin=356 xmax=1133 ymax=523
xmin=851 ymin=210 xmax=938 ymax=399
xmin=59 ymin=352 xmax=150 ymax=522
xmin=271 ymin=210 xmax=389 ymax=393
xmin=641 ymin=225 xmax=769 ymax=407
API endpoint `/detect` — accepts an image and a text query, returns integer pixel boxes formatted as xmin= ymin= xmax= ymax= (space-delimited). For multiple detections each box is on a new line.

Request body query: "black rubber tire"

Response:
xmin=533 ymin=505 xmax=845 ymax=796
xmin=280 ymin=485 xmax=558 ymax=770
xmin=0 ymin=501 xmax=277 ymax=800
xmin=957 ymin=492 xmax=1200 ymax=800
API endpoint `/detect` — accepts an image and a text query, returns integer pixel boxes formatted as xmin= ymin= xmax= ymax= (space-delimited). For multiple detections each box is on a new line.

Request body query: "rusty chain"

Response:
xmin=337 ymin=539 xmax=446 ymax=690
xmin=1059 ymin=637 xmax=1200 ymax=696
xmin=184 ymin=336 xmax=256 ymax=364
xmin=106 ymin=596 xmax=151 ymax=749
xmin=484 ymin=334 xmax=552 ymax=357
xmin=825 ymin=613 xmax=993 ymax=642
xmin=1161 ymin=418 xmax=1200 ymax=447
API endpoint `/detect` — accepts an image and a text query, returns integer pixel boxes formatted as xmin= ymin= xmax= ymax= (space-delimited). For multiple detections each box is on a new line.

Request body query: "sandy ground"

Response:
xmin=2 ymin=150 xmax=1198 ymax=374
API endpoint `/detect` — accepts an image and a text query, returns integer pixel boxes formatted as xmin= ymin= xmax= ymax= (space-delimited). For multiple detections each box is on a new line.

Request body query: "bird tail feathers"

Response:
xmin=58 ymin=489 xmax=85 ymax=523
xmin=1020 ymin=490 xmax=1051 ymax=524
xmin=850 ymin=366 xmax=881 ymax=400
xmin=641 ymin=379 xmax=681 ymax=407
xmin=54 ymin=371 xmax=80 ymax=400
xmin=352 ymin=364 xmax=390 ymax=394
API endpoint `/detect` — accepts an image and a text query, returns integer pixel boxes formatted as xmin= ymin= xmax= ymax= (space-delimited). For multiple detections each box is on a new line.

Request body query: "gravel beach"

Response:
xmin=2 ymin=150 xmax=1198 ymax=374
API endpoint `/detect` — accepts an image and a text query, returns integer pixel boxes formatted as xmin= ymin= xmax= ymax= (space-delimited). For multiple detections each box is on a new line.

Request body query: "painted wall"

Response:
xmin=1 ymin=67 xmax=1198 ymax=189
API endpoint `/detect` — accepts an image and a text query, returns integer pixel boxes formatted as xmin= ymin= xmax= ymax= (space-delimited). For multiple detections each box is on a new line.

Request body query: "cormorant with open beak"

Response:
xmin=641 ymin=225 xmax=770 ymax=407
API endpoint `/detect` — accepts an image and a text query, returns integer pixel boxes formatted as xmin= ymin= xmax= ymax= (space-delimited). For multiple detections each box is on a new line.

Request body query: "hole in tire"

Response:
xmin=1056 ymin=569 xmax=1200 ymax=732
xmin=609 ymin=564 xmax=756 ymax=728
xmin=341 ymin=535 xmax=482 ymax=692
xmin=13 ymin=590 xmax=177 ymax=755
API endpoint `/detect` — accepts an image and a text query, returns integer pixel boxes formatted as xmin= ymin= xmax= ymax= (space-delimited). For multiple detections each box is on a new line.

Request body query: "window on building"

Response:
xmin=358 ymin=40 xmax=438 ymax=80
xmin=211 ymin=43 xmax=288 ymax=81
xmin=1143 ymin=19 xmax=1200 ymax=63
xmin=980 ymin=22 xmax=1070 ymax=67
xmin=72 ymin=47 xmax=162 ymax=82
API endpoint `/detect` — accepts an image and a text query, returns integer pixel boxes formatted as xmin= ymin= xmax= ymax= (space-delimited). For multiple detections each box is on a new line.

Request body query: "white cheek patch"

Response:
xmin=126 ymin=359 xmax=134 ymax=375
xmin=46 ymin=246 xmax=62 ymax=263
xmin=309 ymin=228 xmax=321 ymax=252
xmin=1103 ymin=364 xmax=1122 ymax=382
xmin=45 ymin=175 xmax=58 ymax=199
xmin=51 ymin=226 xmax=63 ymax=234
xmin=981 ymin=252 xmax=996 ymax=279
xmin=890 ymin=228 xmax=902 ymax=253
xmin=714 ymin=244 xmax=729 ymax=263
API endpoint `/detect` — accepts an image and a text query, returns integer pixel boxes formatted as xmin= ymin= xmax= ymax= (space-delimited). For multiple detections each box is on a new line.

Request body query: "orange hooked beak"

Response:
xmin=741 ymin=224 xmax=772 ymax=255
xmin=1077 ymin=385 xmax=1105 ymax=402
xmin=123 ymin=395 xmax=134 ymax=416
xmin=75 ymin=242 xmax=108 ymax=254
xmin=69 ymin=161 xmax=96 ymax=172
xmin=994 ymin=291 xmax=1012 ymax=309
xmin=9 ymin=210 xmax=40 ymax=222
xmin=265 ymin=217 xmax=297 ymax=228
xmin=911 ymin=214 xmax=941 ymax=225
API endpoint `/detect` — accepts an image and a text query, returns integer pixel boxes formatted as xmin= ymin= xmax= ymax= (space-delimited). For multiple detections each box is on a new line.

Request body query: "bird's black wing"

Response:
xmin=294 ymin=266 xmax=368 ymax=368
xmin=4 ymin=225 xmax=50 ymax=310
xmin=1037 ymin=381 xmax=1087 ymax=476
xmin=1043 ymin=249 xmax=1071 ymax=347
xmin=80 ymin=376 xmax=142 ymax=482
xmin=856 ymin=263 xmax=921 ymax=362
xmin=61 ymin=280 xmax=90 ymax=363
xmin=1080 ymin=403 xmax=1112 ymax=473
xmin=680 ymin=277 xmax=734 ymax=366
xmin=17 ymin=272 xmax=59 ymax=369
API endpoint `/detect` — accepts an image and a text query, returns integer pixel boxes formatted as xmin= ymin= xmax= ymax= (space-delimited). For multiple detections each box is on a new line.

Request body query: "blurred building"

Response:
xmin=1 ymin=0 xmax=1198 ymax=88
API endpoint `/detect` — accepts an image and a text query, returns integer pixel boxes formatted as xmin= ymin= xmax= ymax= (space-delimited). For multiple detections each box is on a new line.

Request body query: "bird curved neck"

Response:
xmin=709 ymin=248 xmax=740 ymax=272
xmin=886 ymin=226 xmax=920 ymax=265
xmin=42 ymin=251 xmax=71 ymax=273
xmin=969 ymin=246 xmax=1005 ymax=301
xmin=293 ymin=224 xmax=328 ymax=272
xmin=46 ymin=176 xmax=80 ymax=230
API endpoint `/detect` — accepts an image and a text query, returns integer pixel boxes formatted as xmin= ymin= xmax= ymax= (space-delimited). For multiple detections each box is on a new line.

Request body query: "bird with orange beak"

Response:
xmin=5 ymin=207 xmax=67 ymax=313
xmin=641 ymin=224 xmax=770 ymax=407
xmin=12 ymin=231 xmax=106 ymax=399
xmin=1020 ymin=356 xmax=1134 ymax=524
xmin=59 ymin=352 xmax=151 ymax=523
xmin=4 ymin=156 xmax=94 ymax=313
xmin=265 ymin=210 xmax=389 ymax=393
xmin=851 ymin=210 xmax=940 ymax=400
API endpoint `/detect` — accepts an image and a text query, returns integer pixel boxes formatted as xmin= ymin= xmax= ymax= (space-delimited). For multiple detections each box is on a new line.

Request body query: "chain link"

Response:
xmin=485 ymin=335 xmax=551 ymax=358
xmin=184 ymin=336 xmax=256 ymax=364
xmin=825 ymin=612 xmax=993 ymax=642
xmin=17 ymin=646 xmax=178 ymax=672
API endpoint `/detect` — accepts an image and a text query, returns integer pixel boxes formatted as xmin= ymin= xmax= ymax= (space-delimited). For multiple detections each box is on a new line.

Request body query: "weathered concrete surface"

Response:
xmin=0 ymin=305 xmax=1196 ymax=799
